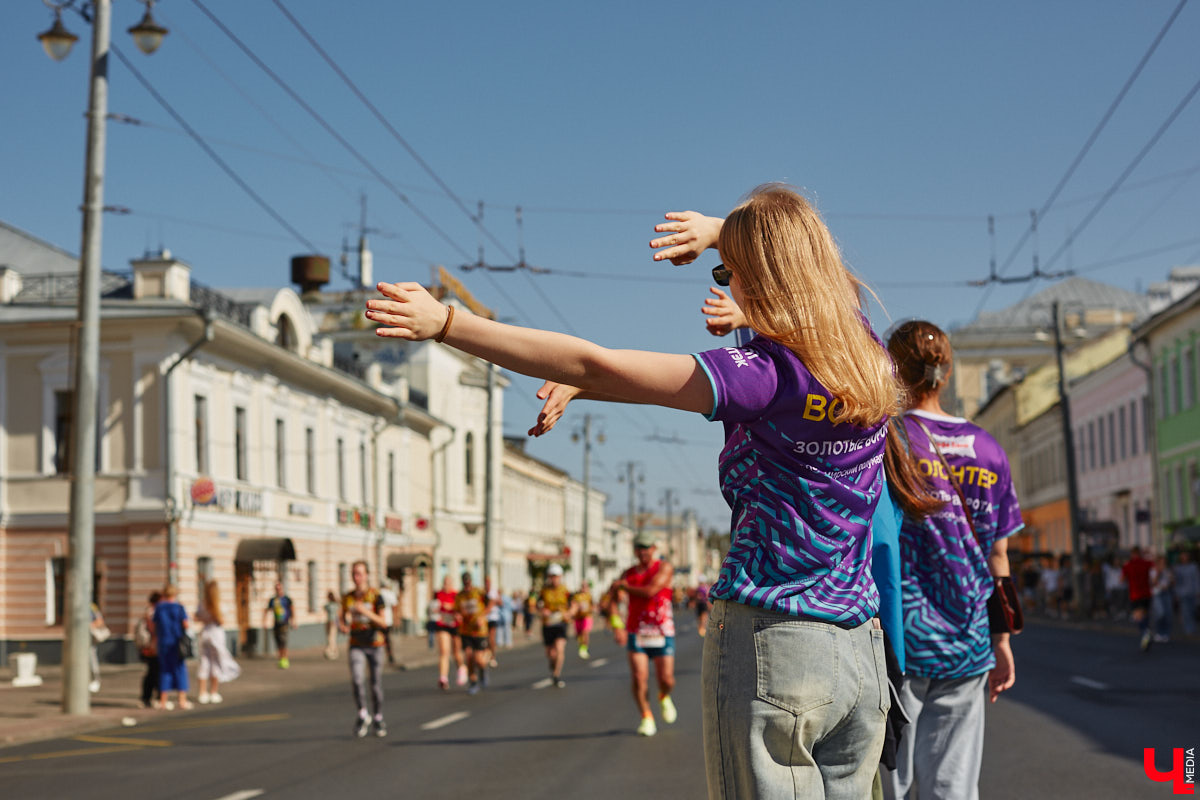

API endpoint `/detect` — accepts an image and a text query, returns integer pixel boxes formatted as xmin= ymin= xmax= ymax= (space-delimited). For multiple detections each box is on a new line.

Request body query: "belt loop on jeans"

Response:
xmin=871 ymin=617 xmax=882 ymax=630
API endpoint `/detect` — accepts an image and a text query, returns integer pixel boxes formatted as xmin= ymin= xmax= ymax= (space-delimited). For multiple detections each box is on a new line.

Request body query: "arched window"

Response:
xmin=276 ymin=314 xmax=297 ymax=352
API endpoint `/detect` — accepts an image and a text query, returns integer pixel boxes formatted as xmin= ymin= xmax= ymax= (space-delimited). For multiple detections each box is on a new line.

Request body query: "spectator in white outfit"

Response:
xmin=196 ymin=579 xmax=240 ymax=704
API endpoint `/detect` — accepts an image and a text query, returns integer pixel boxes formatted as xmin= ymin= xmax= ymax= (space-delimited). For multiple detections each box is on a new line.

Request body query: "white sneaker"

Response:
xmin=660 ymin=695 xmax=678 ymax=725
xmin=198 ymin=692 xmax=211 ymax=704
xmin=636 ymin=716 xmax=657 ymax=737
xmin=88 ymin=681 xmax=100 ymax=693
xmin=162 ymin=700 xmax=176 ymax=711
xmin=210 ymin=693 xmax=223 ymax=704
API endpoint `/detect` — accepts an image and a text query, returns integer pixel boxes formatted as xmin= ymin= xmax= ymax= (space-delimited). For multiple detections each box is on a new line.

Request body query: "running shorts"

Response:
xmin=542 ymin=623 xmax=569 ymax=647
xmin=573 ymin=617 xmax=593 ymax=635
xmin=460 ymin=634 xmax=489 ymax=651
xmin=273 ymin=625 xmax=289 ymax=650
xmin=626 ymin=634 xmax=675 ymax=659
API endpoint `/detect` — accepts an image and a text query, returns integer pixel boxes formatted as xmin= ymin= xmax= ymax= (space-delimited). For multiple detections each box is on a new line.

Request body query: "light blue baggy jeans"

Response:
xmin=702 ymin=599 xmax=889 ymax=800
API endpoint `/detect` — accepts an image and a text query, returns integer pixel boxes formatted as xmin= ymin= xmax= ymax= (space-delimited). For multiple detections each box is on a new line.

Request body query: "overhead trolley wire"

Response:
xmin=190 ymin=0 xmax=472 ymax=264
xmin=972 ymin=0 xmax=1190 ymax=317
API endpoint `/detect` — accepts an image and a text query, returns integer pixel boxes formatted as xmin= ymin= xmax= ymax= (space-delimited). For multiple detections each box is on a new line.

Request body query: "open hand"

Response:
xmin=650 ymin=211 xmax=724 ymax=266
xmin=365 ymin=282 xmax=449 ymax=340
xmin=528 ymin=381 xmax=581 ymax=437
xmin=988 ymin=638 xmax=1015 ymax=702
xmin=702 ymin=287 xmax=748 ymax=336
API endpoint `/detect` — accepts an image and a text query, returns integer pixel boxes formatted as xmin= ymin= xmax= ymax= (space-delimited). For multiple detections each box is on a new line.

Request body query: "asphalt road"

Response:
xmin=2 ymin=619 xmax=1195 ymax=800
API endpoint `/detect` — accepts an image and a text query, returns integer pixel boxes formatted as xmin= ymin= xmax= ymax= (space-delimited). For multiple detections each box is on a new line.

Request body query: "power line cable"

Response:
xmin=189 ymin=0 xmax=472 ymax=263
xmin=109 ymin=44 xmax=316 ymax=251
xmin=268 ymin=0 xmax=518 ymax=264
xmin=972 ymin=0 xmax=1189 ymax=314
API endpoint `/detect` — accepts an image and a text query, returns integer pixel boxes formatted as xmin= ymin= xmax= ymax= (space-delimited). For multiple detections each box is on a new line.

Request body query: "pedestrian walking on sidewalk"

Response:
xmin=1151 ymin=555 xmax=1175 ymax=644
xmin=153 ymin=584 xmax=192 ymax=710
xmin=324 ymin=591 xmax=341 ymax=659
xmin=1173 ymin=551 xmax=1199 ymax=636
xmin=263 ymin=582 xmax=296 ymax=669
xmin=135 ymin=591 xmax=161 ymax=708
xmin=882 ymin=320 xmax=1024 ymax=800
xmin=341 ymin=560 xmax=388 ymax=738
xmin=369 ymin=185 xmax=903 ymax=798
xmin=1122 ymin=546 xmax=1154 ymax=651
xmin=196 ymin=579 xmax=240 ymax=704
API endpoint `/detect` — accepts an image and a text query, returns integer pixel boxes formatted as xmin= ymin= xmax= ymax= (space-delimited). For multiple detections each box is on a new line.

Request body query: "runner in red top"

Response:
xmin=1121 ymin=546 xmax=1155 ymax=651
xmin=432 ymin=575 xmax=463 ymax=689
xmin=614 ymin=531 xmax=677 ymax=736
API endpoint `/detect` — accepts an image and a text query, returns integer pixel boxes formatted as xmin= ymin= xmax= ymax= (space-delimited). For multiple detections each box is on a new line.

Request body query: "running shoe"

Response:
xmin=480 ymin=669 xmax=490 ymax=689
xmin=210 ymin=693 xmax=223 ymax=704
xmin=279 ymin=657 xmax=290 ymax=669
xmin=554 ymin=677 xmax=566 ymax=689
xmin=1140 ymin=630 xmax=1153 ymax=652
xmin=88 ymin=680 xmax=100 ymax=693
xmin=355 ymin=716 xmax=371 ymax=738
xmin=660 ymin=695 xmax=677 ymax=725
xmin=373 ymin=719 xmax=388 ymax=738
xmin=636 ymin=716 xmax=657 ymax=737
xmin=578 ymin=645 xmax=590 ymax=659
xmin=438 ymin=675 xmax=449 ymax=691
xmin=467 ymin=681 xmax=480 ymax=696
xmin=198 ymin=692 xmax=211 ymax=704
xmin=456 ymin=665 xmax=468 ymax=686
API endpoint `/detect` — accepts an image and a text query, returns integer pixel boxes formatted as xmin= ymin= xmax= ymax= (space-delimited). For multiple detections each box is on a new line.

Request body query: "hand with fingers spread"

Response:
xmin=528 ymin=381 xmax=581 ymax=437
xmin=702 ymin=287 xmax=748 ymax=337
xmin=365 ymin=282 xmax=451 ymax=341
xmin=650 ymin=211 xmax=725 ymax=266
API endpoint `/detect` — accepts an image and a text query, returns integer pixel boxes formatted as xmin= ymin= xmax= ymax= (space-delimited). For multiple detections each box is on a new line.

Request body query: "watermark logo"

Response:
xmin=1144 ymin=748 xmax=1196 ymax=795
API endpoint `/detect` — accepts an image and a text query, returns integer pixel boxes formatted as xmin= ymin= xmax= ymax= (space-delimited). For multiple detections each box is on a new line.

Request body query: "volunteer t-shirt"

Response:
xmin=898 ymin=410 xmax=1023 ymax=679
xmin=694 ymin=335 xmax=886 ymax=625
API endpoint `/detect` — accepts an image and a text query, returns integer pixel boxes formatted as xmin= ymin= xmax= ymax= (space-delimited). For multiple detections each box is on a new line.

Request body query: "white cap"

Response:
xmin=547 ymin=564 xmax=564 ymax=577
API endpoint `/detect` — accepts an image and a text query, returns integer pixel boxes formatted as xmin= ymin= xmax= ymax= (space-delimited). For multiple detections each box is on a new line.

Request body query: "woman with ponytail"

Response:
xmin=883 ymin=320 xmax=1024 ymax=800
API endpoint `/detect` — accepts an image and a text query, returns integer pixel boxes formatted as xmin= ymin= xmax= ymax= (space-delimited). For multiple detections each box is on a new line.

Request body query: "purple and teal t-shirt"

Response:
xmin=694 ymin=336 xmax=887 ymax=627
xmin=899 ymin=410 xmax=1024 ymax=679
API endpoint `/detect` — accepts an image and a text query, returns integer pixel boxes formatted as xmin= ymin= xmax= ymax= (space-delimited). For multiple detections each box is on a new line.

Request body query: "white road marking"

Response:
xmin=589 ymin=658 xmax=609 ymax=668
xmin=420 ymin=711 xmax=471 ymax=731
xmin=212 ymin=791 xmax=264 ymax=800
xmin=1069 ymin=675 xmax=1109 ymax=691
xmin=531 ymin=678 xmax=554 ymax=689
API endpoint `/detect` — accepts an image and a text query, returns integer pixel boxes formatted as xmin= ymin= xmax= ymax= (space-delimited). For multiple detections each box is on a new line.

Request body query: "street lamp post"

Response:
xmin=1050 ymin=301 xmax=1086 ymax=619
xmin=37 ymin=0 xmax=167 ymax=715
xmin=572 ymin=415 xmax=603 ymax=586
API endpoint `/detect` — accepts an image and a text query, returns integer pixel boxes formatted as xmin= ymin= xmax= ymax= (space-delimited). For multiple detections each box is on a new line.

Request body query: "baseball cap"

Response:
xmin=633 ymin=531 xmax=657 ymax=549
xmin=547 ymin=564 xmax=564 ymax=577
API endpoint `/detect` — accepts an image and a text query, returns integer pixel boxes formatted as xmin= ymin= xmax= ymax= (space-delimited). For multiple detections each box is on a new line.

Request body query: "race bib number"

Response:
xmin=547 ymin=611 xmax=564 ymax=625
xmin=462 ymin=600 xmax=479 ymax=615
xmin=439 ymin=612 xmax=457 ymax=627
xmin=635 ymin=634 xmax=666 ymax=650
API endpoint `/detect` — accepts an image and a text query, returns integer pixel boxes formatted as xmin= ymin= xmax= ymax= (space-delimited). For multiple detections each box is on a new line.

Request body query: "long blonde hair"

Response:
xmin=718 ymin=184 xmax=899 ymax=427
xmin=203 ymin=579 xmax=223 ymax=627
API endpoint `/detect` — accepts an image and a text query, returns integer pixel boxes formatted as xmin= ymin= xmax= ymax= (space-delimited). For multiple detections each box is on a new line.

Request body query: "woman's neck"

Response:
xmin=910 ymin=393 xmax=948 ymax=416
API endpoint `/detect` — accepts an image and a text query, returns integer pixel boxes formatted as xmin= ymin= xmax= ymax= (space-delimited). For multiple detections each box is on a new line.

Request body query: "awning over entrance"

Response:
xmin=234 ymin=538 xmax=296 ymax=563
xmin=386 ymin=552 xmax=432 ymax=571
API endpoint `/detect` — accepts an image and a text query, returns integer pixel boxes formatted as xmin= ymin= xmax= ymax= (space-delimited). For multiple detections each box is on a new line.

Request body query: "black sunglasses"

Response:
xmin=712 ymin=264 xmax=732 ymax=286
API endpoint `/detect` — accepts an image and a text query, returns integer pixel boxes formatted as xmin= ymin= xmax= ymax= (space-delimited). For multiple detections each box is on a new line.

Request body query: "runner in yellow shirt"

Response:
xmin=454 ymin=572 xmax=491 ymax=695
xmin=539 ymin=564 xmax=575 ymax=688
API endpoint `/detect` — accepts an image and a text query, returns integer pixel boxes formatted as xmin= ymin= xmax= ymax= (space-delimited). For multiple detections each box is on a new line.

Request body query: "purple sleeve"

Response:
xmin=994 ymin=466 xmax=1024 ymax=539
xmin=693 ymin=342 xmax=782 ymax=424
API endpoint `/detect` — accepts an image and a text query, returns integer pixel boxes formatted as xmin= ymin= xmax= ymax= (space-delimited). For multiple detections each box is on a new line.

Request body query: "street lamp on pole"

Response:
xmin=571 ymin=415 xmax=603 ymax=587
xmin=37 ymin=0 xmax=168 ymax=716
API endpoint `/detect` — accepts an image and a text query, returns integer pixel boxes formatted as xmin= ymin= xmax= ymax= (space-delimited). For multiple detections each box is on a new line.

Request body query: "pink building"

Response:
xmin=1071 ymin=351 xmax=1154 ymax=550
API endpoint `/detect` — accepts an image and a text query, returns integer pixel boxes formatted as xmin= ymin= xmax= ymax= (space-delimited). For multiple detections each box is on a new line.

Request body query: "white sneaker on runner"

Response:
xmin=636 ymin=716 xmax=657 ymax=737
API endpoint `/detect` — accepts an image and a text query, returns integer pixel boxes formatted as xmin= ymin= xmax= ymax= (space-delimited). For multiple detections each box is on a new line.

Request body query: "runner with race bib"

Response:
xmin=616 ymin=531 xmax=677 ymax=737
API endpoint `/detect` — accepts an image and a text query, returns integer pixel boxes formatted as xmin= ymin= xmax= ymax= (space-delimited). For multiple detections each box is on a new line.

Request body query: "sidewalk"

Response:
xmin=0 ymin=630 xmax=534 ymax=750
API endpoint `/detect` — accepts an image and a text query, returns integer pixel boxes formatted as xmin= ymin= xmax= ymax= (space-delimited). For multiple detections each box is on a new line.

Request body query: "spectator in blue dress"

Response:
xmin=153 ymin=584 xmax=192 ymax=710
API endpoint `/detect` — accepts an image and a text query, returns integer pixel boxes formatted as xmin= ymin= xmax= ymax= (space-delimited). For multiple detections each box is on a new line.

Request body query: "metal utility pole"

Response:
xmin=580 ymin=414 xmax=593 ymax=586
xmin=662 ymin=489 xmax=677 ymax=560
xmin=620 ymin=461 xmax=643 ymax=537
xmin=63 ymin=0 xmax=112 ymax=716
xmin=483 ymin=364 xmax=497 ymax=582
xmin=1052 ymin=301 xmax=1085 ymax=617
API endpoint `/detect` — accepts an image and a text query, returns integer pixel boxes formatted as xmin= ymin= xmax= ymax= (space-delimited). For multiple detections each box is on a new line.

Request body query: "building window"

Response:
xmin=194 ymin=395 xmax=209 ymax=474
xmin=360 ymin=441 xmax=368 ymax=506
xmin=1118 ymin=406 xmax=1127 ymax=462
xmin=275 ymin=419 xmax=287 ymax=489
xmin=464 ymin=432 xmax=475 ymax=488
xmin=307 ymin=560 xmax=318 ymax=613
xmin=1076 ymin=427 xmax=1086 ymax=474
xmin=1177 ymin=465 xmax=1187 ymax=521
xmin=197 ymin=555 xmax=213 ymax=584
xmin=234 ymin=406 xmax=248 ymax=481
xmin=1098 ymin=418 xmax=1107 ymax=469
xmin=48 ymin=557 xmax=66 ymax=625
xmin=1129 ymin=400 xmax=1138 ymax=456
xmin=53 ymin=390 xmax=73 ymax=475
xmin=337 ymin=437 xmax=346 ymax=501
xmin=305 ymin=427 xmax=316 ymax=495
xmin=338 ymin=562 xmax=349 ymax=595
xmin=1107 ymin=412 xmax=1116 ymax=469
xmin=1183 ymin=348 xmax=1195 ymax=410
xmin=388 ymin=452 xmax=396 ymax=510
xmin=1087 ymin=421 xmax=1096 ymax=471
xmin=1159 ymin=361 xmax=1169 ymax=418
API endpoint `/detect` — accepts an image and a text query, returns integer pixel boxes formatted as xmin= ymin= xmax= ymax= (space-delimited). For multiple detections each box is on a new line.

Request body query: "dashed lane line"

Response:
xmin=74 ymin=734 xmax=172 ymax=747
xmin=531 ymin=678 xmax=554 ymax=690
xmin=589 ymin=658 xmax=609 ymax=668
xmin=212 ymin=791 xmax=265 ymax=800
xmin=1069 ymin=675 xmax=1110 ymax=691
xmin=420 ymin=711 xmax=470 ymax=731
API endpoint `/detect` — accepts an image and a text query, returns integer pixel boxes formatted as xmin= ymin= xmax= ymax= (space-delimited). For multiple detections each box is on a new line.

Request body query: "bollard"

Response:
xmin=10 ymin=652 xmax=44 ymax=687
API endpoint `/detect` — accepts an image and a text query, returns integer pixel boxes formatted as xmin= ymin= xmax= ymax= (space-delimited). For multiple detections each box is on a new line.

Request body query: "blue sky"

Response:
xmin=4 ymin=1 xmax=1198 ymax=532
